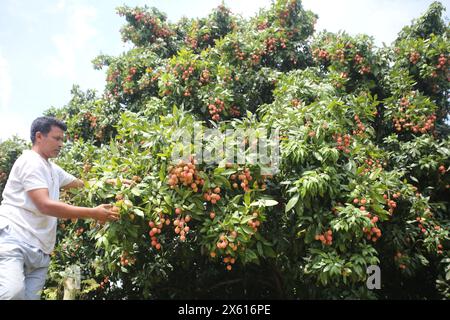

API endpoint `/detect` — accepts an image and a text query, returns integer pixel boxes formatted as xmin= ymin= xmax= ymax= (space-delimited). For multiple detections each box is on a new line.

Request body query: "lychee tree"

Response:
xmin=0 ymin=0 xmax=448 ymax=299
xmin=0 ymin=136 xmax=29 ymax=202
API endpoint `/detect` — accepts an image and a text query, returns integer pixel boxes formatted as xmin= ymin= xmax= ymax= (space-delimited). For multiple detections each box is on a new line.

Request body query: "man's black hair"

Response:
xmin=30 ymin=116 xmax=67 ymax=144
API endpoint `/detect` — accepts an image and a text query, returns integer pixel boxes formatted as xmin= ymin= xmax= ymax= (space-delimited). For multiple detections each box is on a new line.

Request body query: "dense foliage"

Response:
xmin=1 ymin=0 xmax=448 ymax=299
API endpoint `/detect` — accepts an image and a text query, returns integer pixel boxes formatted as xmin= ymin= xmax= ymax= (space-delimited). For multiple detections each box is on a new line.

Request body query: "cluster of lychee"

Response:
xmin=353 ymin=197 xmax=368 ymax=206
xmin=185 ymin=35 xmax=198 ymax=49
xmin=212 ymin=232 xmax=240 ymax=270
xmin=230 ymin=168 xmax=257 ymax=192
xmin=82 ymin=163 xmax=92 ymax=174
xmin=222 ymin=255 xmax=236 ymax=271
xmin=395 ymin=96 xmax=437 ymax=133
xmin=233 ymin=43 xmax=245 ymax=61
xmin=333 ymin=49 xmax=346 ymax=63
xmin=394 ymin=252 xmax=407 ymax=270
xmin=333 ymin=133 xmax=352 ymax=153
xmin=167 ymin=158 xmax=204 ymax=192
xmin=230 ymin=106 xmax=241 ymax=117
xmin=354 ymin=54 xmax=364 ymax=64
xmin=120 ymin=251 xmax=135 ymax=267
xmin=436 ymin=53 xmax=447 ymax=69
xmin=173 ymin=208 xmax=191 ymax=242
xmin=148 ymin=214 xmax=167 ymax=250
xmin=199 ymin=69 xmax=210 ymax=84
xmin=393 ymin=113 xmax=436 ymax=134
xmin=313 ymin=48 xmax=329 ymax=61
xmin=247 ymin=211 xmax=261 ymax=232
xmin=203 ymin=187 xmax=222 ymax=204
xmin=437 ymin=242 xmax=444 ymax=255
xmin=122 ymin=66 xmax=139 ymax=95
xmin=133 ymin=11 xmax=145 ymax=21
xmin=61 ymin=241 xmax=81 ymax=257
xmin=99 ymin=276 xmax=110 ymax=290
xmin=352 ymin=115 xmax=366 ymax=135
xmin=257 ymin=21 xmax=268 ymax=31
xmin=399 ymin=96 xmax=410 ymax=107
xmin=416 ymin=217 xmax=428 ymax=235
xmin=415 ymin=216 xmax=442 ymax=241
xmin=83 ymin=111 xmax=98 ymax=129
xmin=264 ymin=37 xmax=287 ymax=53
xmin=358 ymin=65 xmax=371 ymax=75
xmin=291 ymin=98 xmax=301 ymax=107
xmin=359 ymin=158 xmax=384 ymax=176
xmin=180 ymin=65 xmax=195 ymax=82
xmin=315 ymin=229 xmax=333 ymax=246
xmin=216 ymin=234 xmax=230 ymax=250
xmin=339 ymin=72 xmax=348 ymax=79
xmin=208 ymin=98 xmax=225 ymax=121
xmin=383 ymin=192 xmax=400 ymax=214
xmin=363 ymin=212 xmax=381 ymax=242
xmin=202 ymin=33 xmax=211 ymax=42
xmin=124 ymin=9 xmax=173 ymax=38
xmin=409 ymin=51 xmax=420 ymax=64
xmin=250 ymin=52 xmax=262 ymax=65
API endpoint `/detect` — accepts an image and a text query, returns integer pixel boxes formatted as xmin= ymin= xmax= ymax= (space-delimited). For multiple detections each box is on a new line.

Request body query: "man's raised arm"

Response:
xmin=27 ymin=188 xmax=119 ymax=223
xmin=62 ymin=179 xmax=85 ymax=190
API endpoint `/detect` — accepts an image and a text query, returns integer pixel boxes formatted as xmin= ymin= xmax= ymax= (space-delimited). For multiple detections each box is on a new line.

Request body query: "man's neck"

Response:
xmin=31 ymin=146 xmax=49 ymax=162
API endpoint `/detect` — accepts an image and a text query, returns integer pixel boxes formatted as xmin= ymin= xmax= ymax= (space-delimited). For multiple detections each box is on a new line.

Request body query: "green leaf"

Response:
xmin=241 ymin=215 xmax=254 ymax=224
xmin=263 ymin=245 xmax=276 ymax=258
xmin=241 ymin=225 xmax=254 ymax=235
xmin=131 ymin=188 xmax=142 ymax=197
xmin=133 ymin=208 xmax=144 ymax=217
xmin=250 ymin=199 xmax=278 ymax=207
xmin=81 ymin=279 xmax=100 ymax=294
xmin=244 ymin=192 xmax=251 ymax=206
xmin=256 ymin=242 xmax=263 ymax=256
xmin=163 ymin=195 xmax=172 ymax=206
xmin=159 ymin=163 xmax=166 ymax=182
xmin=285 ymin=194 xmax=299 ymax=213
xmin=213 ymin=175 xmax=231 ymax=189
xmin=220 ymin=169 xmax=237 ymax=176
xmin=245 ymin=248 xmax=258 ymax=262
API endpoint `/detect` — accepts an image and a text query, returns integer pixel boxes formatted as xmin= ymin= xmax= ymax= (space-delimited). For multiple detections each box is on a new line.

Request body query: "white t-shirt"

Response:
xmin=0 ymin=149 xmax=76 ymax=254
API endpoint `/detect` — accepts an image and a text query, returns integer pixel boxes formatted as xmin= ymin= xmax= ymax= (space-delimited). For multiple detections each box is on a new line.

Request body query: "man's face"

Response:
xmin=37 ymin=126 xmax=65 ymax=158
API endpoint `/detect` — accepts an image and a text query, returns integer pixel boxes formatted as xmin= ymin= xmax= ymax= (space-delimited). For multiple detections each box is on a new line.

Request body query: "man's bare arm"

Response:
xmin=28 ymin=188 xmax=119 ymax=223
xmin=62 ymin=179 xmax=84 ymax=190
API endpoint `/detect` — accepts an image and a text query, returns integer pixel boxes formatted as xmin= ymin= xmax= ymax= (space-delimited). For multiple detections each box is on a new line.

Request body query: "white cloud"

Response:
xmin=45 ymin=0 xmax=67 ymax=14
xmin=0 ymin=112 xmax=30 ymax=142
xmin=0 ymin=51 xmax=12 ymax=111
xmin=46 ymin=4 xmax=97 ymax=79
xmin=5 ymin=0 xmax=40 ymax=31
xmin=224 ymin=0 xmax=273 ymax=18
xmin=302 ymin=0 xmax=442 ymax=46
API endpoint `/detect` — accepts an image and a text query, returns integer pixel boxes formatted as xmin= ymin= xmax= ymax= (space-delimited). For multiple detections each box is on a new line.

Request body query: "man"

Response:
xmin=0 ymin=116 xmax=119 ymax=300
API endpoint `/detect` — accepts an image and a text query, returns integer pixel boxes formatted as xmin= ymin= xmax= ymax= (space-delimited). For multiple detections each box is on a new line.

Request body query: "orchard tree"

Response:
xmin=0 ymin=137 xmax=29 ymax=202
xmin=0 ymin=0 xmax=447 ymax=299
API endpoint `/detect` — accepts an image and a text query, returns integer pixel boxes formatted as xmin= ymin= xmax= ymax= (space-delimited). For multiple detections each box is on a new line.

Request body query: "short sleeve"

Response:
xmin=54 ymin=164 xmax=76 ymax=188
xmin=20 ymin=162 xmax=49 ymax=192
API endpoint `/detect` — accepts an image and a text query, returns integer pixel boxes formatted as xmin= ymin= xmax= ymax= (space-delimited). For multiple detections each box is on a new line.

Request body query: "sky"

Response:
xmin=0 ymin=0 xmax=449 ymax=142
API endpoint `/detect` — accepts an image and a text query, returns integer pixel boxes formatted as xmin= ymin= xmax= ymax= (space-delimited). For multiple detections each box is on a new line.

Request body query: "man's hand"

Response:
xmin=91 ymin=204 xmax=120 ymax=224
xmin=28 ymin=189 xmax=120 ymax=221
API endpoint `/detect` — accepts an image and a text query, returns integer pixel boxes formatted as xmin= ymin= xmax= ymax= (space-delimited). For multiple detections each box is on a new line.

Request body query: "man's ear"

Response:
xmin=35 ymin=131 xmax=43 ymax=142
